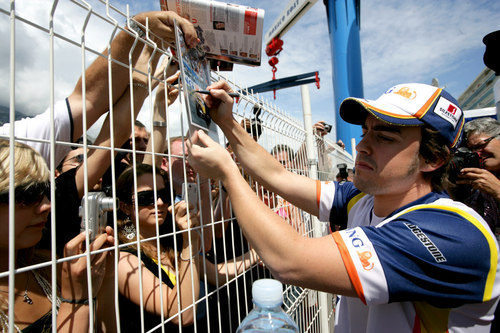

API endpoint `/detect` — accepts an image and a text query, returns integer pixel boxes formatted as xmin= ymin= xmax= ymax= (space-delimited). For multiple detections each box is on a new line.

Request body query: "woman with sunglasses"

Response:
xmin=0 ymin=139 xmax=115 ymax=332
xmin=116 ymin=163 xmax=201 ymax=332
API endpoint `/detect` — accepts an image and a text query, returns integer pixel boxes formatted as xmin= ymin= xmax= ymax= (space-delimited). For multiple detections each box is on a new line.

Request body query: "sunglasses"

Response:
xmin=134 ymin=188 xmax=171 ymax=206
xmin=469 ymin=134 xmax=500 ymax=151
xmin=0 ymin=181 xmax=50 ymax=206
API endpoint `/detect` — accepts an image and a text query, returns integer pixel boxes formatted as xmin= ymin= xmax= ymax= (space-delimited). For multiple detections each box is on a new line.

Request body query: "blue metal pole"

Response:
xmin=324 ymin=0 xmax=363 ymax=154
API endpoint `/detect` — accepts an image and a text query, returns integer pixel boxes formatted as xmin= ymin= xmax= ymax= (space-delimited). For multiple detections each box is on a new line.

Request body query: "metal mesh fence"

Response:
xmin=0 ymin=1 xmax=350 ymax=332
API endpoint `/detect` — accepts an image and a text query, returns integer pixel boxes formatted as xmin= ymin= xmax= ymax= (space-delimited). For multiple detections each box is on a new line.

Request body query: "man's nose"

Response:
xmin=356 ymin=134 xmax=371 ymax=155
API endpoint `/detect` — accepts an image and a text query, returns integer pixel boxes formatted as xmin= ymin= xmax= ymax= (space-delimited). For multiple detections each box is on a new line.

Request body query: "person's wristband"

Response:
xmin=59 ymin=296 xmax=96 ymax=305
xmin=153 ymin=121 xmax=167 ymax=127
xmin=180 ymin=251 xmax=199 ymax=261
xmin=128 ymin=19 xmax=145 ymax=39
xmin=131 ymin=82 xmax=149 ymax=92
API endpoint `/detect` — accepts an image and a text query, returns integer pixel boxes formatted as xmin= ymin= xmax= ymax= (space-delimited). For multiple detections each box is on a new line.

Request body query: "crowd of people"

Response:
xmin=0 ymin=9 xmax=278 ymax=332
xmin=1 ymin=5 xmax=499 ymax=333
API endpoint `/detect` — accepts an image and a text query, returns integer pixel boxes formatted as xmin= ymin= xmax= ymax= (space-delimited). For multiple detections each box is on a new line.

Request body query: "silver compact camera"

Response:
xmin=79 ymin=192 xmax=116 ymax=241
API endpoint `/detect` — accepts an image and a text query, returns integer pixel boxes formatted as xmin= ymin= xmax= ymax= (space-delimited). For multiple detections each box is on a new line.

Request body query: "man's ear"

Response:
xmin=161 ymin=157 xmax=169 ymax=173
xmin=420 ymin=156 xmax=445 ymax=173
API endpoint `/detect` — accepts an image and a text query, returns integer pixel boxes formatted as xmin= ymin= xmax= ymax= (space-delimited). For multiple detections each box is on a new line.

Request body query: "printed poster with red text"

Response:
xmin=161 ymin=0 xmax=264 ymax=66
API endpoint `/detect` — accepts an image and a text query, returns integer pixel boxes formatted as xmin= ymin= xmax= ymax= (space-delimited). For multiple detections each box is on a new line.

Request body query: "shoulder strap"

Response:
xmin=121 ymin=248 xmax=176 ymax=288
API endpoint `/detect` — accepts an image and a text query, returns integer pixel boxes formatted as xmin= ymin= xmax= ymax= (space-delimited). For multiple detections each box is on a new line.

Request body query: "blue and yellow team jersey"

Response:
xmin=316 ymin=180 xmax=500 ymax=333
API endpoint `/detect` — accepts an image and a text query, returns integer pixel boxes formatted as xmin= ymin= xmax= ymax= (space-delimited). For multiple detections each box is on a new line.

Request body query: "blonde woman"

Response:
xmin=0 ymin=139 xmax=114 ymax=332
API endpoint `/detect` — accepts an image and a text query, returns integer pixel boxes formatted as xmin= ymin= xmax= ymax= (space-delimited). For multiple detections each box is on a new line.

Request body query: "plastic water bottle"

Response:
xmin=236 ymin=279 xmax=299 ymax=333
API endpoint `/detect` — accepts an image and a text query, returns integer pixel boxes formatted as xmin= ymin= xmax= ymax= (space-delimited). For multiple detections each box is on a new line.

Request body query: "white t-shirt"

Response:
xmin=0 ymin=99 xmax=73 ymax=166
xmin=317 ymin=180 xmax=500 ymax=333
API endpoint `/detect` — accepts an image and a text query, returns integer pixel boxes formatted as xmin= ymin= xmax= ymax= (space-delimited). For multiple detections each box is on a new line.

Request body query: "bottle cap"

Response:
xmin=252 ymin=279 xmax=283 ymax=306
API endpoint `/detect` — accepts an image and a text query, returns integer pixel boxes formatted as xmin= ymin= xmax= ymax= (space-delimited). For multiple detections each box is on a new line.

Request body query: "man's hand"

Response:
xmin=186 ymin=130 xmax=236 ymax=181
xmin=203 ymin=80 xmax=235 ymax=126
xmin=153 ymin=56 xmax=179 ymax=83
xmin=155 ymin=72 xmax=180 ymax=105
xmin=458 ymin=167 xmax=500 ymax=202
xmin=133 ymin=11 xmax=199 ymax=48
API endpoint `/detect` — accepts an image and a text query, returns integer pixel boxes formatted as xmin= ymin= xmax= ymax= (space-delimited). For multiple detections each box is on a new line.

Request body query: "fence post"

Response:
xmin=301 ymin=85 xmax=332 ymax=332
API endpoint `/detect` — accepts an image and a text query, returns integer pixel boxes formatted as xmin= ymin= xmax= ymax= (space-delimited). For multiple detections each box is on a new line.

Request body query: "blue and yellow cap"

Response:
xmin=340 ymin=83 xmax=465 ymax=148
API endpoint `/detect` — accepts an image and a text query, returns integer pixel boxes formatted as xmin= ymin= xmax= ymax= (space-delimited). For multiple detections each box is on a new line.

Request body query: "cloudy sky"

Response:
xmin=1 ymin=0 xmax=499 ymax=141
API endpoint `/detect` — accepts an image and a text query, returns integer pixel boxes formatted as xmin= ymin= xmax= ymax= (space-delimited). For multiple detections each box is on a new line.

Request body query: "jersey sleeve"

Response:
xmin=317 ymin=180 xmax=362 ymax=227
xmin=0 ymin=99 xmax=73 ymax=166
xmin=332 ymin=206 xmax=499 ymax=308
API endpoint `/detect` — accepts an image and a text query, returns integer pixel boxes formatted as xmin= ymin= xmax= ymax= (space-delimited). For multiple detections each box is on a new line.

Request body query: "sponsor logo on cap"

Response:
xmin=434 ymin=97 xmax=461 ymax=129
xmin=391 ymin=87 xmax=417 ymax=100
xmin=447 ymin=104 xmax=457 ymax=115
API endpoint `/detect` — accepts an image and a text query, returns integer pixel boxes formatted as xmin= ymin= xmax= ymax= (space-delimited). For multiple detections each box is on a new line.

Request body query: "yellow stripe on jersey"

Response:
xmin=392 ymin=204 xmax=497 ymax=302
xmin=347 ymin=192 xmax=367 ymax=214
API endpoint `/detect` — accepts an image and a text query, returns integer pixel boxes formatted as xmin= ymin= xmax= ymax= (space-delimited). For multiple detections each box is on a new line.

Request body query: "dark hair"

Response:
xmin=271 ymin=144 xmax=295 ymax=161
xmin=241 ymin=118 xmax=263 ymax=140
xmin=116 ymin=164 xmax=180 ymax=262
xmin=117 ymin=164 xmax=160 ymax=205
xmin=419 ymin=125 xmax=451 ymax=191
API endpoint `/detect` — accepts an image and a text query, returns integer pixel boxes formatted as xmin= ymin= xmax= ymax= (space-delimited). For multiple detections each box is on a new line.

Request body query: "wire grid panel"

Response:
xmin=316 ymin=137 xmax=354 ymax=181
xmin=217 ymin=72 xmax=336 ymax=333
xmin=0 ymin=0 xmax=335 ymax=332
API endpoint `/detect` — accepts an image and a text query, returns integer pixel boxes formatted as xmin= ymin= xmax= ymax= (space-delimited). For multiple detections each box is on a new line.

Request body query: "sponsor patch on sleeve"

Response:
xmin=338 ymin=227 xmax=389 ymax=304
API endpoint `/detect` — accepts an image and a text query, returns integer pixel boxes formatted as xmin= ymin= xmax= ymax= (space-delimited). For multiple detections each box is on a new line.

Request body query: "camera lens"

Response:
xmin=448 ymin=147 xmax=482 ymax=183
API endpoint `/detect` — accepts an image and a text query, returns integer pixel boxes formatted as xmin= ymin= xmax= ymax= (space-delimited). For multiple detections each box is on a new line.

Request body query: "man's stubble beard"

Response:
xmin=353 ymin=154 xmax=420 ymax=195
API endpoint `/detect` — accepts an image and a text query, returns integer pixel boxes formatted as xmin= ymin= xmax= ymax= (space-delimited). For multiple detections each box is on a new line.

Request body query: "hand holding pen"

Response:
xmin=195 ymin=90 xmax=240 ymax=98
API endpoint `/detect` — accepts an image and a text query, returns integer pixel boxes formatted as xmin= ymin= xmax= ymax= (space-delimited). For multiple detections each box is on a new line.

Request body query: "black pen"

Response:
xmin=195 ymin=90 xmax=240 ymax=98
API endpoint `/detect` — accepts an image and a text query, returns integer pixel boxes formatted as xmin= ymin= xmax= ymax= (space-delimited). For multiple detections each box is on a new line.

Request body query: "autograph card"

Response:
xmin=174 ymin=20 xmax=218 ymax=136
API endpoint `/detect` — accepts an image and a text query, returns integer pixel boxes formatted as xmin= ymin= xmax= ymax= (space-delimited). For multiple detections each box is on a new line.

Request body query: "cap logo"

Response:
xmin=434 ymin=97 xmax=462 ymax=129
xmin=447 ymin=104 xmax=457 ymax=115
xmin=392 ymin=87 xmax=416 ymax=100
